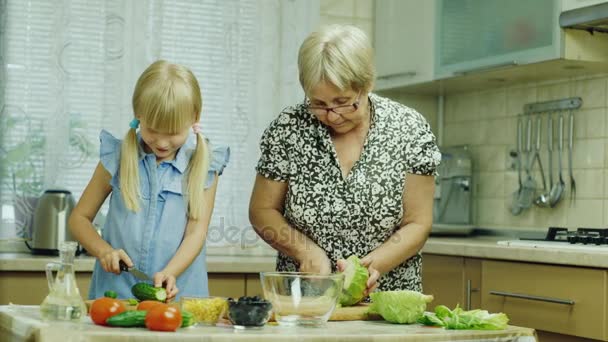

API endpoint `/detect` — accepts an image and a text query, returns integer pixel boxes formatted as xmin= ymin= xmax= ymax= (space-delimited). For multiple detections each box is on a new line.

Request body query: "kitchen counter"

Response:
xmin=4 ymin=234 xmax=607 ymax=273
xmin=424 ymin=235 xmax=608 ymax=269
xmin=0 ymin=305 xmax=537 ymax=342
xmin=0 ymin=246 xmax=277 ymax=273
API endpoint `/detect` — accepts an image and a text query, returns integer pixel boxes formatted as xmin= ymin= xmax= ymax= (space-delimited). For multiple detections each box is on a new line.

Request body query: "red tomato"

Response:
xmin=145 ymin=304 xmax=182 ymax=332
xmin=137 ymin=300 xmax=163 ymax=311
xmin=90 ymin=297 xmax=126 ymax=325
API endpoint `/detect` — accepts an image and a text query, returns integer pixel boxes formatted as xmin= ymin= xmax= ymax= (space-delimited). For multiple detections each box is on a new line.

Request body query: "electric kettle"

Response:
xmin=26 ymin=189 xmax=79 ymax=255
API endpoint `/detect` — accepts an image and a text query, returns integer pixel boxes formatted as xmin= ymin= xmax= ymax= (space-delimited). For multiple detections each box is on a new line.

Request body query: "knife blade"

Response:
xmin=119 ymin=260 xmax=151 ymax=281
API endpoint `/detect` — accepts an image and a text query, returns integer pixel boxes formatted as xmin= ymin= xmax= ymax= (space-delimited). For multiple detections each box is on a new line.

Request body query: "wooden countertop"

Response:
xmin=0 ymin=305 xmax=537 ymax=342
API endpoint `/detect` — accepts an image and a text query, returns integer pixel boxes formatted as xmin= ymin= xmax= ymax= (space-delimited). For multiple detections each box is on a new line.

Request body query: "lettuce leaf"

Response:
xmin=418 ymin=305 xmax=509 ymax=330
xmin=339 ymin=255 xmax=369 ymax=306
xmin=369 ymin=290 xmax=434 ymax=324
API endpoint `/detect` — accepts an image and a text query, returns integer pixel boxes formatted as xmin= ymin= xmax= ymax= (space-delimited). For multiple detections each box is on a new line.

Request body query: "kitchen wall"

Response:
xmin=443 ymin=75 xmax=608 ymax=231
xmin=319 ymin=0 xmax=439 ymax=133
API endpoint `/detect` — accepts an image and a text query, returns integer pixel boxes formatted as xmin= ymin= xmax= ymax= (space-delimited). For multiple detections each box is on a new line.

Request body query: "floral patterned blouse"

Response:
xmin=255 ymin=93 xmax=441 ymax=292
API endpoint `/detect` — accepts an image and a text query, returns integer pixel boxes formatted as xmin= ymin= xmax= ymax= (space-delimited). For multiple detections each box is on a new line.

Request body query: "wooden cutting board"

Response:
xmin=328 ymin=304 xmax=382 ymax=321
xmin=85 ymin=300 xmax=382 ymax=321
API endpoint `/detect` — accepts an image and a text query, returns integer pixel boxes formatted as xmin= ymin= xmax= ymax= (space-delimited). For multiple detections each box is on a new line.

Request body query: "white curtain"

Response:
xmin=0 ymin=0 xmax=319 ymax=246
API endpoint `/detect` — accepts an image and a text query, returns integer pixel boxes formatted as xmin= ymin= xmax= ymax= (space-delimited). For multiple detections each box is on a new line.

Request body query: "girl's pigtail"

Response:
xmin=120 ymin=128 xmax=141 ymax=212
xmin=186 ymin=132 xmax=210 ymax=220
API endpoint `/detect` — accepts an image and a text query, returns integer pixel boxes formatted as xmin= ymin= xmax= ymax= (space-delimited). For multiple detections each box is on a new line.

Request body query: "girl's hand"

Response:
xmin=337 ymin=256 xmax=381 ymax=297
xmin=298 ymin=248 xmax=332 ymax=275
xmin=153 ymin=272 xmax=179 ymax=302
xmin=98 ymin=248 xmax=133 ymax=274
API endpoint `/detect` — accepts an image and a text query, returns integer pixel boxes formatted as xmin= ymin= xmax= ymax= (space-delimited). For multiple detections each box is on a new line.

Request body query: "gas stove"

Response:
xmin=497 ymin=227 xmax=608 ymax=252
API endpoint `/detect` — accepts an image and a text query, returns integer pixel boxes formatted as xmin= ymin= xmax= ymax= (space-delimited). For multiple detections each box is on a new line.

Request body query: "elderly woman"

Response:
xmin=249 ymin=24 xmax=441 ymax=295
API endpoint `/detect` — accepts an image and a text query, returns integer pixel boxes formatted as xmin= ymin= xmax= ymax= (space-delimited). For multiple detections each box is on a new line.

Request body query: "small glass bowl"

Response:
xmin=227 ymin=297 xmax=273 ymax=329
xmin=180 ymin=296 xmax=228 ymax=326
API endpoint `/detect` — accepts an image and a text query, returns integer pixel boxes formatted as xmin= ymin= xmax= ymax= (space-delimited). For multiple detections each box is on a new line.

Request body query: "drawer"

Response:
xmin=481 ymin=260 xmax=606 ymax=340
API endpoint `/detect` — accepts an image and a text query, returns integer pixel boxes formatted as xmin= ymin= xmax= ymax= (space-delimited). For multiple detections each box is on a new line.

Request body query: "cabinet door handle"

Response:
xmin=466 ymin=280 xmax=479 ymax=310
xmin=490 ymin=290 xmax=575 ymax=305
xmin=377 ymin=71 xmax=417 ymax=81
xmin=454 ymin=61 xmax=518 ymax=75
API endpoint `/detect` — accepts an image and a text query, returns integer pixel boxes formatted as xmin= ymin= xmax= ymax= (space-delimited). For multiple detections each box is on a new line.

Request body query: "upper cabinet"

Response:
xmin=374 ymin=0 xmax=608 ymax=95
xmin=561 ymin=0 xmax=608 ymax=10
xmin=374 ymin=0 xmax=435 ymax=90
xmin=435 ymin=0 xmax=558 ymax=79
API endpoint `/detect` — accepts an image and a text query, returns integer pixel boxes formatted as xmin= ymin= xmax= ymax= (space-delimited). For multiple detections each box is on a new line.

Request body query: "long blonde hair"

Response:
xmin=120 ymin=60 xmax=210 ymax=220
xmin=298 ymin=24 xmax=375 ymax=94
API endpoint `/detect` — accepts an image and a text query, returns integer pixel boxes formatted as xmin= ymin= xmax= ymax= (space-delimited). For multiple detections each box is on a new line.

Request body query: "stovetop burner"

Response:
xmin=521 ymin=227 xmax=608 ymax=245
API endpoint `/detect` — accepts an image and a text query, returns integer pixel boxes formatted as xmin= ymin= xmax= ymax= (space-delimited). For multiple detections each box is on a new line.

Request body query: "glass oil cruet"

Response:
xmin=40 ymin=241 xmax=87 ymax=322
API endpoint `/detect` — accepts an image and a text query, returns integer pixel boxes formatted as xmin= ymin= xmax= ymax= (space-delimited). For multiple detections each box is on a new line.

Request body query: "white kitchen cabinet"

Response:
xmin=436 ymin=0 xmax=559 ymax=78
xmin=561 ymin=0 xmax=608 ymax=11
xmin=374 ymin=0 xmax=436 ymax=91
xmin=374 ymin=0 xmax=608 ymax=94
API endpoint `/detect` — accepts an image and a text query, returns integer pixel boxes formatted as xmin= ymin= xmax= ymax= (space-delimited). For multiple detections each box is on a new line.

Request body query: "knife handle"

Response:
xmin=119 ymin=260 xmax=129 ymax=272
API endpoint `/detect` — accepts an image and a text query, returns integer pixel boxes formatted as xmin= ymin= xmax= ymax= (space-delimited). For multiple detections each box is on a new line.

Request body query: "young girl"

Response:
xmin=69 ymin=60 xmax=230 ymax=301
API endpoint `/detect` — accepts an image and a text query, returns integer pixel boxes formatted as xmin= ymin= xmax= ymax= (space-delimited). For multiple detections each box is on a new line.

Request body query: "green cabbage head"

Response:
xmin=339 ymin=255 xmax=369 ymax=306
xmin=369 ymin=290 xmax=434 ymax=324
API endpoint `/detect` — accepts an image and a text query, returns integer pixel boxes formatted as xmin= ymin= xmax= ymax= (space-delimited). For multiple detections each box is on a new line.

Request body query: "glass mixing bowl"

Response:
xmin=260 ymin=272 xmax=344 ymax=327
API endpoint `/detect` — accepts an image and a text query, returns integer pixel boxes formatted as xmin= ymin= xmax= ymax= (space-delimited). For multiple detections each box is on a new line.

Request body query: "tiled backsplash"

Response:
xmin=319 ymin=0 xmax=374 ymax=40
xmin=443 ymin=75 xmax=608 ymax=231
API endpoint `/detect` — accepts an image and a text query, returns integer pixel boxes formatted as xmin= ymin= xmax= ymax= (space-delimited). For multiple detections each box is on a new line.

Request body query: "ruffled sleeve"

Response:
xmin=205 ymin=145 xmax=230 ymax=189
xmin=254 ymin=112 xmax=292 ymax=182
xmin=405 ymin=112 xmax=442 ymax=176
xmin=99 ymin=129 xmax=122 ymax=176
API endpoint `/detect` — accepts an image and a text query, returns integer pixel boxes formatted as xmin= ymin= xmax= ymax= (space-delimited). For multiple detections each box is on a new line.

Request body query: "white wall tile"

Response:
xmin=444 ymin=93 xmax=479 ymax=123
xmin=444 ymin=121 xmax=483 ymax=146
xmin=574 ymin=76 xmax=607 ymax=110
xmin=354 ymin=0 xmax=374 ymax=19
xmin=478 ymin=88 xmax=507 ymax=119
xmin=474 ymin=145 xmax=507 ymax=172
xmin=574 ymin=108 xmax=606 ymax=139
xmin=570 ymin=169 xmax=603 ymax=199
xmin=321 ymin=0 xmax=355 ymax=17
xmin=506 ymin=85 xmax=537 ymax=116
xmin=566 ymin=199 xmax=604 ymax=228
xmin=537 ymin=82 xmax=571 ymax=102
xmin=476 ymin=172 xmax=505 ymax=199
xmin=479 ymin=118 xmax=514 ymax=145
xmin=570 ymin=139 xmax=604 ymax=169
xmin=477 ymin=199 xmax=506 ymax=226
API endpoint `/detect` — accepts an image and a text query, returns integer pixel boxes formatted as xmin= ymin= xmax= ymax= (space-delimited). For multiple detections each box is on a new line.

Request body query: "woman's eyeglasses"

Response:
xmin=306 ymin=93 xmax=361 ymax=117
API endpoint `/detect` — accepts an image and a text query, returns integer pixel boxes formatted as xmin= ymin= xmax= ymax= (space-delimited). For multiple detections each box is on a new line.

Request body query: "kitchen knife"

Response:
xmin=119 ymin=260 xmax=151 ymax=281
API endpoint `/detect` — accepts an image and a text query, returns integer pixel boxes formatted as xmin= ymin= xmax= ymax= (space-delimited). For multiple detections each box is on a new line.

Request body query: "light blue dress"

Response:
xmin=88 ymin=130 xmax=230 ymax=300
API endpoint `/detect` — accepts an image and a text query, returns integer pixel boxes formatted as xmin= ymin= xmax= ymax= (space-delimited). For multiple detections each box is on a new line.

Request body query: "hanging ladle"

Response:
xmin=549 ymin=111 xmax=565 ymax=207
xmin=535 ymin=114 xmax=552 ymax=208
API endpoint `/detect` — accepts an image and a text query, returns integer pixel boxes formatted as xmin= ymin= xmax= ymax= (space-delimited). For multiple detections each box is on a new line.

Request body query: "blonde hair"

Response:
xmin=298 ymin=24 xmax=375 ymax=94
xmin=120 ymin=60 xmax=210 ymax=220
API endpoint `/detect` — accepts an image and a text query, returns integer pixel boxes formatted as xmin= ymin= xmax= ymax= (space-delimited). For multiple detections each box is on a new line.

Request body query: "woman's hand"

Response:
xmin=98 ymin=248 xmax=133 ymax=274
xmin=153 ymin=271 xmax=179 ymax=302
xmin=337 ymin=256 xmax=381 ymax=296
xmin=298 ymin=248 xmax=332 ymax=275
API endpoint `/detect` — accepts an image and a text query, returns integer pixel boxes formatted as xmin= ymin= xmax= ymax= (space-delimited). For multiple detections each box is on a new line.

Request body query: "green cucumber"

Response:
xmin=131 ymin=283 xmax=167 ymax=302
xmin=181 ymin=311 xmax=195 ymax=327
xmin=106 ymin=310 xmax=147 ymax=327
xmin=104 ymin=290 xmax=118 ymax=299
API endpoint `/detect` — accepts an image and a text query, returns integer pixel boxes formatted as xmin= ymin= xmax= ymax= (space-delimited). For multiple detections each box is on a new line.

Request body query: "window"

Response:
xmin=0 ymin=0 xmax=318 ymax=247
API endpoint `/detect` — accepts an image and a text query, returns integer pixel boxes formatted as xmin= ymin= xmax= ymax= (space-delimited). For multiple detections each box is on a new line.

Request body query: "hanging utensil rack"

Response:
xmin=523 ymin=97 xmax=582 ymax=115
